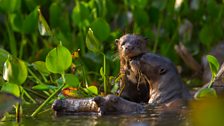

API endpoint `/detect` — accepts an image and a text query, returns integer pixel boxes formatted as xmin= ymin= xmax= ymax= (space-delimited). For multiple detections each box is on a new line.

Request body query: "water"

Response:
xmin=0 ymin=105 xmax=189 ymax=126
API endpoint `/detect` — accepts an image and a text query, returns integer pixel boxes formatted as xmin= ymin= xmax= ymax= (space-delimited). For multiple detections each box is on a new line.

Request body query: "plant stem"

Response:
xmin=31 ymin=83 xmax=64 ymax=117
xmin=102 ymin=53 xmax=107 ymax=94
xmin=5 ymin=15 xmax=17 ymax=56
xmin=28 ymin=68 xmax=43 ymax=84
xmin=153 ymin=17 xmax=162 ymax=53
xmin=23 ymin=88 xmax=37 ymax=104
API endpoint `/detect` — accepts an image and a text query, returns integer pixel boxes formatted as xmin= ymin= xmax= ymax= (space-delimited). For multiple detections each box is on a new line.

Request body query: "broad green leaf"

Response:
xmin=32 ymin=61 xmax=50 ymax=75
xmin=64 ymin=74 xmax=80 ymax=87
xmin=22 ymin=7 xmax=38 ymax=34
xmin=0 ymin=92 xmax=21 ymax=117
xmin=207 ymin=55 xmax=220 ymax=79
xmin=86 ymin=28 xmax=101 ymax=53
xmin=1 ymin=82 xmax=20 ymax=97
xmin=46 ymin=43 xmax=72 ymax=74
xmin=133 ymin=9 xmax=149 ymax=27
xmin=199 ymin=25 xmax=213 ymax=46
xmin=3 ymin=57 xmax=28 ymax=85
xmin=72 ymin=2 xmax=90 ymax=28
xmin=9 ymin=13 xmax=23 ymax=32
xmin=84 ymin=86 xmax=98 ymax=95
xmin=0 ymin=0 xmax=21 ymax=13
xmin=194 ymin=87 xmax=217 ymax=99
xmin=49 ymin=2 xmax=61 ymax=28
xmin=38 ymin=8 xmax=52 ymax=36
xmin=0 ymin=49 xmax=10 ymax=73
xmin=90 ymin=18 xmax=110 ymax=41
xmin=32 ymin=84 xmax=56 ymax=91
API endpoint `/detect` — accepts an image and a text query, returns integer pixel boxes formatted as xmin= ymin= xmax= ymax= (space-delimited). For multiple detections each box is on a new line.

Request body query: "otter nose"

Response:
xmin=125 ymin=46 xmax=134 ymax=51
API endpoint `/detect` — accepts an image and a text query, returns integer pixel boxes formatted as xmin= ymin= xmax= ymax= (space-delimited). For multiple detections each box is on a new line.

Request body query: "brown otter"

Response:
xmin=129 ymin=53 xmax=192 ymax=107
xmin=116 ymin=34 xmax=149 ymax=103
xmin=93 ymin=94 xmax=144 ymax=115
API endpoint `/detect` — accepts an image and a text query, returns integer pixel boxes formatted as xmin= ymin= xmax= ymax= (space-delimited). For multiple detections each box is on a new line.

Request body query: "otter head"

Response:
xmin=131 ymin=54 xmax=189 ymax=105
xmin=116 ymin=34 xmax=148 ymax=59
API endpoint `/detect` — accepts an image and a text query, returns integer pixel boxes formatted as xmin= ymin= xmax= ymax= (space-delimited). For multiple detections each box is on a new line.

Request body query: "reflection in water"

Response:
xmin=0 ymin=105 xmax=189 ymax=126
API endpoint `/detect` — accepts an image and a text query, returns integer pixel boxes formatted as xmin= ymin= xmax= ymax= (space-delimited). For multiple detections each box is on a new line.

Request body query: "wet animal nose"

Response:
xmin=125 ymin=46 xmax=134 ymax=51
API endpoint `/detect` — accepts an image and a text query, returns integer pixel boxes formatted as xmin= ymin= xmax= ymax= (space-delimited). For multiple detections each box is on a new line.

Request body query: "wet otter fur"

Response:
xmin=93 ymin=94 xmax=144 ymax=115
xmin=116 ymin=34 xmax=149 ymax=103
xmin=129 ymin=53 xmax=192 ymax=107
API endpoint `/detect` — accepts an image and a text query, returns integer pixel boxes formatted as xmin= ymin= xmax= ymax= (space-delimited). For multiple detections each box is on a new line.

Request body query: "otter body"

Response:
xmin=130 ymin=53 xmax=191 ymax=107
xmin=116 ymin=34 xmax=149 ymax=103
xmin=93 ymin=94 xmax=144 ymax=115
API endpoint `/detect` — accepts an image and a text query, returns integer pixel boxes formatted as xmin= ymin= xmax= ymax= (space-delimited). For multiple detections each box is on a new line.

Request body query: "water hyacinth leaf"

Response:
xmin=86 ymin=28 xmax=101 ymax=53
xmin=0 ymin=0 xmax=21 ymax=13
xmin=46 ymin=43 xmax=72 ymax=74
xmin=0 ymin=92 xmax=21 ymax=118
xmin=194 ymin=87 xmax=217 ymax=99
xmin=32 ymin=84 xmax=56 ymax=91
xmin=100 ymin=67 xmax=104 ymax=77
xmin=84 ymin=86 xmax=98 ymax=95
xmin=207 ymin=55 xmax=220 ymax=79
xmin=32 ymin=61 xmax=50 ymax=75
xmin=22 ymin=7 xmax=38 ymax=34
xmin=64 ymin=74 xmax=80 ymax=88
xmin=1 ymin=82 xmax=20 ymax=97
xmin=199 ymin=25 xmax=213 ymax=46
xmin=9 ymin=13 xmax=23 ymax=32
xmin=72 ymin=2 xmax=90 ymax=28
xmin=38 ymin=8 xmax=52 ymax=36
xmin=0 ymin=49 xmax=10 ymax=73
xmin=90 ymin=18 xmax=110 ymax=41
xmin=49 ymin=2 xmax=61 ymax=28
xmin=3 ymin=57 xmax=28 ymax=85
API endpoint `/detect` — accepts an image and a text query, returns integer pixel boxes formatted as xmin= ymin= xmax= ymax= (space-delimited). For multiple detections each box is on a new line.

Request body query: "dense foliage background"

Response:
xmin=0 ymin=0 xmax=224 ymax=105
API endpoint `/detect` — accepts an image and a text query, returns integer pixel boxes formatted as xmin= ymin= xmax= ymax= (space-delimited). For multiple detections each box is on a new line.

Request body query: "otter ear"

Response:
xmin=111 ymin=96 xmax=118 ymax=103
xmin=159 ymin=66 xmax=167 ymax=75
xmin=115 ymin=39 xmax=119 ymax=45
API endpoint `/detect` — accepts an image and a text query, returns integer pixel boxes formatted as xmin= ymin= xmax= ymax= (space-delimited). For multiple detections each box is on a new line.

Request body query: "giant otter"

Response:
xmin=129 ymin=53 xmax=192 ymax=107
xmin=93 ymin=94 xmax=144 ymax=115
xmin=116 ymin=34 xmax=149 ymax=103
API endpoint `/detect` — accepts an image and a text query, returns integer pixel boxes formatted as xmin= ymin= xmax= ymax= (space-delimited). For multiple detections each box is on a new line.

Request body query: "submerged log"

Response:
xmin=52 ymin=94 xmax=144 ymax=115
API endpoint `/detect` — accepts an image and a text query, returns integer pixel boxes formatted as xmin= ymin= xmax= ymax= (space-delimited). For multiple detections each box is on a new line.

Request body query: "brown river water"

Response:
xmin=0 ymin=105 xmax=190 ymax=126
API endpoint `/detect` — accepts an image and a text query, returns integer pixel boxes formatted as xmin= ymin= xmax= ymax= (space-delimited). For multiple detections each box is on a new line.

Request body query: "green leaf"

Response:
xmin=0 ymin=0 xmax=21 ymax=13
xmin=86 ymin=28 xmax=102 ymax=53
xmin=72 ymin=2 xmax=90 ymax=28
xmin=64 ymin=74 xmax=80 ymax=87
xmin=38 ymin=8 xmax=52 ymax=36
xmin=207 ymin=55 xmax=220 ymax=79
xmin=100 ymin=67 xmax=104 ymax=77
xmin=199 ymin=25 xmax=213 ymax=46
xmin=84 ymin=86 xmax=98 ymax=95
xmin=22 ymin=7 xmax=38 ymax=34
xmin=46 ymin=43 xmax=72 ymax=74
xmin=32 ymin=61 xmax=50 ymax=75
xmin=194 ymin=87 xmax=217 ymax=99
xmin=49 ymin=2 xmax=61 ymax=28
xmin=32 ymin=84 xmax=56 ymax=91
xmin=9 ymin=13 xmax=23 ymax=32
xmin=0 ymin=49 xmax=10 ymax=73
xmin=1 ymin=82 xmax=20 ymax=97
xmin=3 ymin=57 xmax=28 ymax=85
xmin=90 ymin=18 xmax=110 ymax=41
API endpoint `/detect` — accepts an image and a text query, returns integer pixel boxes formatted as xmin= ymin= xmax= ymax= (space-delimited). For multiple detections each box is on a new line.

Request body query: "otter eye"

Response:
xmin=159 ymin=67 xmax=167 ymax=75
xmin=121 ymin=41 xmax=126 ymax=46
